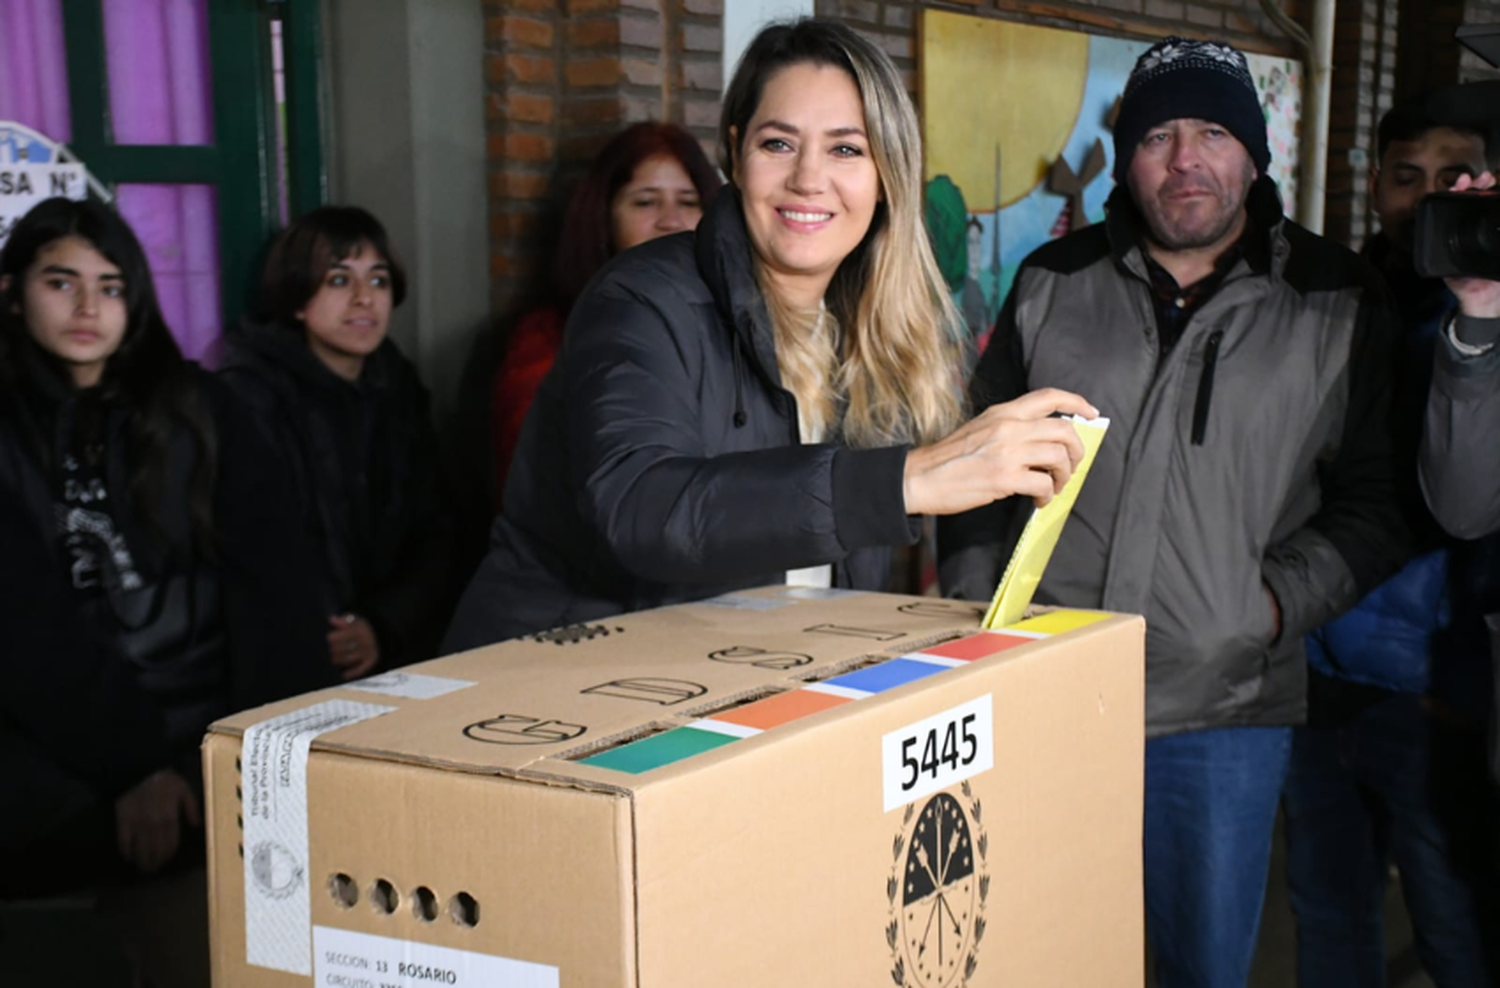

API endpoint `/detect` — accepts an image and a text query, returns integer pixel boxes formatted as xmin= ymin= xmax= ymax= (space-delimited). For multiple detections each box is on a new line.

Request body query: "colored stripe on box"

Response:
xmin=1007 ymin=610 xmax=1111 ymax=634
xmin=578 ymin=726 xmax=739 ymax=775
xmin=903 ymin=653 xmax=967 ymax=669
xmin=709 ymin=688 xmax=852 ymax=731
xmin=824 ymin=658 xmax=947 ymax=695
xmin=803 ymin=682 xmax=871 ymax=701
xmin=918 ymin=631 xmax=1046 ymax=661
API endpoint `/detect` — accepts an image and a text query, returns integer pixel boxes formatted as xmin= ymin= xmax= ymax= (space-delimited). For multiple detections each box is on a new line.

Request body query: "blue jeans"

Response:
xmin=1144 ymin=725 xmax=1292 ymax=988
xmin=1282 ymin=676 xmax=1500 ymax=987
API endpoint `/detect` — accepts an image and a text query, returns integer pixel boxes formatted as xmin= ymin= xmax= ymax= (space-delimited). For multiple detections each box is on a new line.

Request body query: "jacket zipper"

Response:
xmin=1191 ymin=330 xmax=1223 ymax=446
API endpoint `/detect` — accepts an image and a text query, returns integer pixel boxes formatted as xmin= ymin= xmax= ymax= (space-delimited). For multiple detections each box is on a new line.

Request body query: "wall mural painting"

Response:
xmin=920 ymin=10 xmax=1303 ymax=353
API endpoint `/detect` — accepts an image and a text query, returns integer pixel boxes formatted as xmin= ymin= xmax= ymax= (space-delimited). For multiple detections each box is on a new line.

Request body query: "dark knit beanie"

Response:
xmin=1113 ymin=37 xmax=1271 ymax=183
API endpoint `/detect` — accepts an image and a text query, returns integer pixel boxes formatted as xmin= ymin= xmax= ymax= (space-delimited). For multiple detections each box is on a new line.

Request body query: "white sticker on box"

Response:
xmin=344 ymin=671 xmax=476 ymax=700
xmin=881 ymin=695 xmax=994 ymax=812
xmin=781 ymin=586 xmax=864 ymax=600
xmin=242 ymin=699 xmax=397 ymax=974
xmin=698 ymin=593 xmax=791 ymax=610
xmin=313 ymin=926 xmax=559 ymax=988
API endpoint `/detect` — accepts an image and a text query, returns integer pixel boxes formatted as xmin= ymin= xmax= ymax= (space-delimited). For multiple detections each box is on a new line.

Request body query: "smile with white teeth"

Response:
xmin=780 ymin=209 xmax=833 ymax=223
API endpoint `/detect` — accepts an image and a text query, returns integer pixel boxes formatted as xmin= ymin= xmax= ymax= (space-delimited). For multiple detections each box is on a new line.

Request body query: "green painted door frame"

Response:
xmin=59 ymin=0 xmax=326 ymax=328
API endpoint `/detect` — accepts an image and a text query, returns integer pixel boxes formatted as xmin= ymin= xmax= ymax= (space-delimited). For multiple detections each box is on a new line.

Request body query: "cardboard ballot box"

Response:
xmin=205 ymin=587 xmax=1145 ymax=987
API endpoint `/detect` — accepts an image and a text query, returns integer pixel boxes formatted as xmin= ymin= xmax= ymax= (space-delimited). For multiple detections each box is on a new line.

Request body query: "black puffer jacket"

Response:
xmin=0 ymin=350 xmax=331 ymax=847
xmin=219 ymin=328 xmax=458 ymax=667
xmin=444 ymin=190 xmax=921 ymax=648
xmin=438 ymin=189 xmax=918 ymax=650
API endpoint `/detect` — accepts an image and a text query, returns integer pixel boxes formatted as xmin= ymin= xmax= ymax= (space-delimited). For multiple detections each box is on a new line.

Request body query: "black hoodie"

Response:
xmin=219 ymin=325 xmax=458 ymax=668
xmin=0 ymin=346 xmax=330 ymax=849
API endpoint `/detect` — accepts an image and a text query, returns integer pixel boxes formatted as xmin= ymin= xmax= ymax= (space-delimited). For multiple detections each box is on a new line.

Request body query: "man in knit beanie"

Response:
xmin=942 ymin=36 xmax=1406 ymax=987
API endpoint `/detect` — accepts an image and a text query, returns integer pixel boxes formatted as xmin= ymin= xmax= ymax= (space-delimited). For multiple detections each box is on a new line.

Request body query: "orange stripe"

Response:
xmin=711 ymin=689 xmax=851 ymax=730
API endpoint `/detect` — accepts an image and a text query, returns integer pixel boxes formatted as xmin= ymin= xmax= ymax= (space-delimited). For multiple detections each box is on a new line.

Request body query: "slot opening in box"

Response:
xmin=678 ymin=687 xmax=785 ymax=720
xmin=796 ymin=654 xmax=888 ymax=684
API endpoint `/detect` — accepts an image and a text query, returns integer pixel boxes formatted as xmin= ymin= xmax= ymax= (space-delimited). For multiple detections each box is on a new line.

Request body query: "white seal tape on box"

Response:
xmin=343 ymin=670 xmax=475 ymax=700
xmin=242 ymin=699 xmax=397 ymax=974
xmin=314 ymin=926 xmax=559 ymax=987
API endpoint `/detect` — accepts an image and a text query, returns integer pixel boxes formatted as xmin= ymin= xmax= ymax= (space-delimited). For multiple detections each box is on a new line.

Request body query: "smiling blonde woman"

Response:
xmin=445 ymin=18 xmax=1095 ymax=649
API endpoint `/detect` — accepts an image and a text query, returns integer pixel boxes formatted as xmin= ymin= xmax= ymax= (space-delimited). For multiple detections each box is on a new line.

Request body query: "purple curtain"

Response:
xmin=0 ymin=0 xmax=71 ymax=141
xmin=117 ymin=185 xmax=221 ymax=362
xmin=103 ymin=0 xmax=222 ymax=360
xmin=103 ymin=0 xmax=213 ymax=145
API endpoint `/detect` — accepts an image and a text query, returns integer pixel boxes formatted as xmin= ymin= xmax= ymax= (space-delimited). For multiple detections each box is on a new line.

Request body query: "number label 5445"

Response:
xmin=882 ymin=695 xmax=994 ymax=812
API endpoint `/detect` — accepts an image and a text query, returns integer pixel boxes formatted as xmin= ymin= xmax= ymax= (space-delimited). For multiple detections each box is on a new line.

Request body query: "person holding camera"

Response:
xmin=939 ymin=37 xmax=1408 ymax=985
xmin=1421 ymin=164 xmax=1500 ymax=546
xmin=1281 ymin=100 xmax=1499 ymax=987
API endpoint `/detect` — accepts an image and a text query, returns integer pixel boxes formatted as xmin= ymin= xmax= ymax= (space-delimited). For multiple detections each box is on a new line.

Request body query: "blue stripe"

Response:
xmin=823 ymin=658 xmax=947 ymax=694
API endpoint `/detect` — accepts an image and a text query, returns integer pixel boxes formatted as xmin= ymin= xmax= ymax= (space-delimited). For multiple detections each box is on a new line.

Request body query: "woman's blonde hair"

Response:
xmin=720 ymin=18 xmax=966 ymax=447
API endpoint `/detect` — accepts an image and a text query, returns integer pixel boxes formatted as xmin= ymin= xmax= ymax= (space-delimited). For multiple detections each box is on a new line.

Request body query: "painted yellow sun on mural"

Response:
xmin=920 ymin=12 xmax=1088 ymax=209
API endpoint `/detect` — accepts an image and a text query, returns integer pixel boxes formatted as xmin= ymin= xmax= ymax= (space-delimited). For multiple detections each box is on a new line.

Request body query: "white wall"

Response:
xmin=723 ymin=0 xmax=816 ymax=88
xmin=323 ymin=0 xmax=488 ymax=434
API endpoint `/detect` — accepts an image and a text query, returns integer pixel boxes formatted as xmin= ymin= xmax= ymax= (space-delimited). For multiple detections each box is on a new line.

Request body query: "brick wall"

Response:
xmin=483 ymin=0 xmax=721 ymax=319
xmin=1324 ymin=0 xmax=1399 ymax=248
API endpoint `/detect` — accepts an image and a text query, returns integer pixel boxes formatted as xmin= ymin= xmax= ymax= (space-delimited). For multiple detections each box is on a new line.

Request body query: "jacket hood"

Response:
xmin=221 ymin=318 xmax=414 ymax=398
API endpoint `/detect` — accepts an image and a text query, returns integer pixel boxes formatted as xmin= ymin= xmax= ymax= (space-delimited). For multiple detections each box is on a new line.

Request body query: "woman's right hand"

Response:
xmin=903 ymin=388 xmax=1098 ymax=517
xmin=115 ymin=768 xmax=201 ymax=874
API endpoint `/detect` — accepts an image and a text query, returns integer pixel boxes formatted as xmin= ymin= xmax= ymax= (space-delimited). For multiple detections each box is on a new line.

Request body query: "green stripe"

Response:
xmin=580 ymin=727 xmax=739 ymax=775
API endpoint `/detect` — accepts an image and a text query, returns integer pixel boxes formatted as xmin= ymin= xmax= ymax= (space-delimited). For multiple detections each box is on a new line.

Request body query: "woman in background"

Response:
xmin=491 ymin=121 xmax=723 ymax=499
xmin=447 ymin=19 xmax=1093 ymax=648
xmin=0 ymin=197 xmax=327 ymax=895
xmin=220 ymin=206 xmax=457 ymax=677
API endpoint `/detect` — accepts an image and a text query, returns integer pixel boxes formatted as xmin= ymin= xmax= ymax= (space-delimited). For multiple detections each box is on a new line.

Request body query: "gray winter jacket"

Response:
xmin=941 ymin=180 xmax=1407 ymax=736
xmin=1422 ymin=313 xmax=1500 ymax=539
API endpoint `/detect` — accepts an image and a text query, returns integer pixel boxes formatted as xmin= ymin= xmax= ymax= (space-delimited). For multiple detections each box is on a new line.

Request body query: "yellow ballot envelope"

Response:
xmin=983 ymin=415 xmax=1110 ymax=629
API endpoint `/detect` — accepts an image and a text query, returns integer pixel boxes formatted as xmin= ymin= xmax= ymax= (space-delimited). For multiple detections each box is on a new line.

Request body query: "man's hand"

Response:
xmin=328 ymin=613 xmax=380 ymax=680
xmin=1445 ymin=172 xmax=1500 ymax=319
xmin=115 ymin=769 xmax=200 ymax=874
xmin=1264 ymin=582 xmax=1282 ymax=644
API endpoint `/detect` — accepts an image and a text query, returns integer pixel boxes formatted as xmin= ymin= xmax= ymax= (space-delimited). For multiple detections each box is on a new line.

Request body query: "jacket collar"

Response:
xmin=1105 ymin=174 xmax=1288 ymax=284
xmin=694 ymin=187 xmax=784 ymax=390
xmin=223 ymin=318 xmax=399 ymax=397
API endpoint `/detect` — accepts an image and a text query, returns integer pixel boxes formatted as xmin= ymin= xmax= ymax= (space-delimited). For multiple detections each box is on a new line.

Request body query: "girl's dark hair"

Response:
xmin=552 ymin=121 xmax=722 ymax=306
xmin=256 ymin=205 xmax=408 ymax=325
xmin=0 ymin=196 xmax=217 ymax=552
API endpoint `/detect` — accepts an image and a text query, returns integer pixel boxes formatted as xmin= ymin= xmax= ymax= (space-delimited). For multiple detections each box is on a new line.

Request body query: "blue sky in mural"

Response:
xmin=992 ymin=35 xmax=1148 ymax=305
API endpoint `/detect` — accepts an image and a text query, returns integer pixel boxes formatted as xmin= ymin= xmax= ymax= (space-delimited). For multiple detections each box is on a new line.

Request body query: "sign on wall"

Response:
xmin=920 ymin=11 xmax=1304 ymax=351
xmin=0 ymin=121 xmax=95 ymax=249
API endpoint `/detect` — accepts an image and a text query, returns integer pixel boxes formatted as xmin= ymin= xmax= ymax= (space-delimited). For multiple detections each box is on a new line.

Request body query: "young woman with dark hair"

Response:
xmin=446 ymin=20 xmax=1093 ymax=648
xmin=0 ymin=197 xmax=329 ymax=893
xmin=491 ymin=121 xmax=724 ymax=499
xmin=219 ymin=206 xmax=458 ymax=677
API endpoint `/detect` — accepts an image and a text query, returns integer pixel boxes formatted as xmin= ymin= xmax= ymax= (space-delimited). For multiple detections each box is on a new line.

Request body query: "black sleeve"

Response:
xmin=208 ymin=380 xmax=337 ymax=709
xmin=1421 ymin=314 xmax=1500 ymax=539
xmin=0 ymin=477 xmax=170 ymax=800
xmin=1262 ymin=280 xmax=1411 ymax=640
xmin=936 ymin=283 xmax=1029 ymax=601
